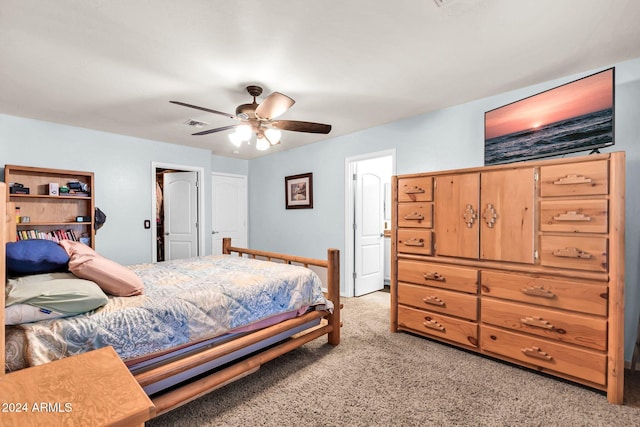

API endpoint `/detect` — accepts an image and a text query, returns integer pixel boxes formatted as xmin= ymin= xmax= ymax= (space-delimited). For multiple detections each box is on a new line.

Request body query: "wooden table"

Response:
xmin=0 ymin=346 xmax=155 ymax=426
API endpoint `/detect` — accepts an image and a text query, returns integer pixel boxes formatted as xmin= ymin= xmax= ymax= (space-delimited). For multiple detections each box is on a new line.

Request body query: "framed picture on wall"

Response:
xmin=285 ymin=173 xmax=313 ymax=209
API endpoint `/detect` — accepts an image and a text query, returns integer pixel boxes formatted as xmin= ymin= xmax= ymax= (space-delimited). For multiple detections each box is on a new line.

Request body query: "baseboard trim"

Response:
xmin=624 ymin=360 xmax=637 ymax=372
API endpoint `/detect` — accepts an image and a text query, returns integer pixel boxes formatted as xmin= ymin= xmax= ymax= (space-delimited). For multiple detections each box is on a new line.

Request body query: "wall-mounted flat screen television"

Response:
xmin=484 ymin=67 xmax=614 ymax=166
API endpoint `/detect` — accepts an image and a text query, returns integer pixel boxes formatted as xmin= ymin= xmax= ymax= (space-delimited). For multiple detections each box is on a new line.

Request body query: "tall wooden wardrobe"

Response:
xmin=391 ymin=151 xmax=625 ymax=403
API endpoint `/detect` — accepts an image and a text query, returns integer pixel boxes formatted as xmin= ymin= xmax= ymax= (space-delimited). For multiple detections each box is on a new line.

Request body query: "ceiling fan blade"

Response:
xmin=272 ymin=120 xmax=332 ymax=134
xmin=254 ymin=92 xmax=295 ymax=120
xmin=191 ymin=124 xmax=238 ymax=136
xmin=170 ymin=101 xmax=238 ymax=120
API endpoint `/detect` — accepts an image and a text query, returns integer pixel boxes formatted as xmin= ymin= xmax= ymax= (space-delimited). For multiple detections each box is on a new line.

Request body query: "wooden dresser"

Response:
xmin=390 ymin=152 xmax=625 ymax=404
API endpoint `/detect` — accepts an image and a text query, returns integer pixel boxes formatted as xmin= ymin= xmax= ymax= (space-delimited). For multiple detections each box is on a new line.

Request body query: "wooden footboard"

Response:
xmin=143 ymin=238 xmax=341 ymax=416
xmin=223 ymin=237 xmax=341 ymax=346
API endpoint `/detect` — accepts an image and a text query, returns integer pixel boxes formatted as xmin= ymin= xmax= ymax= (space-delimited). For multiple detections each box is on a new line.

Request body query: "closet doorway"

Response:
xmin=151 ymin=162 xmax=205 ymax=262
xmin=344 ymin=150 xmax=395 ymax=297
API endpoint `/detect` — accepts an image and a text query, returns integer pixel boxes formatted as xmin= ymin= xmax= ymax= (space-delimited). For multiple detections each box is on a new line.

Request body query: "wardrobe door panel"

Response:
xmin=434 ymin=173 xmax=479 ymax=259
xmin=480 ymin=168 xmax=535 ymax=264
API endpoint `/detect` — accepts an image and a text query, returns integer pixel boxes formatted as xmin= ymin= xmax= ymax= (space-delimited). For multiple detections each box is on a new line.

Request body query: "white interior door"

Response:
xmin=211 ymin=173 xmax=247 ymax=255
xmin=354 ymin=162 xmax=384 ymax=296
xmin=163 ymin=171 xmax=198 ymax=260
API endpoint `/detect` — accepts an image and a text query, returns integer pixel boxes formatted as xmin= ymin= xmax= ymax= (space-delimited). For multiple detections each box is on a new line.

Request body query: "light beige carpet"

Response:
xmin=148 ymin=292 xmax=640 ymax=426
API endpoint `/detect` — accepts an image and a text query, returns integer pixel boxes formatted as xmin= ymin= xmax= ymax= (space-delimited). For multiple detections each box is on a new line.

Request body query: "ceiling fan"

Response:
xmin=170 ymin=85 xmax=332 ymax=151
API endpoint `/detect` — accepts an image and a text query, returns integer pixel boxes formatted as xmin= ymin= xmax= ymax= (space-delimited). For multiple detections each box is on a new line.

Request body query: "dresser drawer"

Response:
xmin=397 ymin=203 xmax=433 ymax=228
xmin=482 ymin=299 xmax=606 ymax=351
xmin=398 ymin=260 xmax=478 ymax=294
xmin=397 ymin=229 xmax=433 ymax=255
xmin=398 ymin=305 xmax=478 ymax=348
xmin=398 ymin=282 xmax=477 ymax=321
xmin=540 ymin=235 xmax=607 ymax=272
xmin=540 ymin=199 xmax=608 ymax=233
xmin=540 ymin=160 xmax=608 ymax=197
xmin=481 ymin=326 xmax=606 ymax=385
xmin=398 ymin=177 xmax=433 ymax=202
xmin=480 ymin=271 xmax=607 ymax=316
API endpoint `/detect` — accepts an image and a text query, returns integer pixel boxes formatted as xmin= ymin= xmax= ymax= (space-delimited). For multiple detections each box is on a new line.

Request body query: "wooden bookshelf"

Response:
xmin=4 ymin=165 xmax=95 ymax=248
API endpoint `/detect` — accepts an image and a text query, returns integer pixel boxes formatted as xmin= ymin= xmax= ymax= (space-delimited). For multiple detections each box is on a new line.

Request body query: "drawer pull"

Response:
xmin=403 ymin=212 xmax=425 ymax=221
xmin=521 ymin=286 xmax=556 ymax=299
xmin=521 ymin=346 xmax=553 ymax=361
xmin=553 ymin=174 xmax=593 ymax=185
xmin=423 ymin=296 xmax=445 ymax=307
xmin=404 ymin=238 xmax=424 ymax=247
xmin=463 ymin=204 xmax=477 ymax=228
xmin=403 ymin=186 xmax=425 ymax=195
xmin=423 ymin=319 xmax=445 ymax=332
xmin=483 ymin=203 xmax=498 ymax=228
xmin=553 ymin=210 xmax=591 ymax=222
xmin=552 ymin=246 xmax=592 ymax=259
xmin=423 ymin=272 xmax=445 ymax=282
xmin=521 ymin=316 xmax=555 ymax=330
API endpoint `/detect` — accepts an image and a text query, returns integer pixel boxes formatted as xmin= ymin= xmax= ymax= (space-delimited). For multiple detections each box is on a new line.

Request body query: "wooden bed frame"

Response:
xmin=1 ymin=182 xmax=341 ymax=417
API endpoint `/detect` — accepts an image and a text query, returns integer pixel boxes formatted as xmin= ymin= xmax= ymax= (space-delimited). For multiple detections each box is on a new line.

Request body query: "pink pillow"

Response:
xmin=59 ymin=241 xmax=144 ymax=296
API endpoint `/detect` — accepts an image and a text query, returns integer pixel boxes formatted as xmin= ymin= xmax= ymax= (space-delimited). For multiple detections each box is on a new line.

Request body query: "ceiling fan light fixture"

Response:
xmin=264 ymin=128 xmax=281 ymax=144
xmin=256 ymin=136 xmax=270 ymax=151
xmin=171 ymin=85 xmax=331 ymax=153
xmin=228 ymin=132 xmax=244 ymax=147
xmin=236 ymin=124 xmax=252 ymax=141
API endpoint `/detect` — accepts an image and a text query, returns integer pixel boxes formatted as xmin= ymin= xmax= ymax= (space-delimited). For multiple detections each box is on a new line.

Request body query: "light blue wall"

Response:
xmin=249 ymin=57 xmax=640 ymax=361
xmin=0 ymin=114 xmax=213 ymax=265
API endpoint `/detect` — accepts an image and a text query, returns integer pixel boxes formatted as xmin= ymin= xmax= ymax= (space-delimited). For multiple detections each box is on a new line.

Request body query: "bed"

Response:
xmin=0 ymin=182 xmax=341 ymax=416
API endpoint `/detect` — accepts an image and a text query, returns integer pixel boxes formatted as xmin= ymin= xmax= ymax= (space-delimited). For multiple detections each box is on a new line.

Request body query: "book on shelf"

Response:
xmin=15 ymin=228 xmax=80 ymax=243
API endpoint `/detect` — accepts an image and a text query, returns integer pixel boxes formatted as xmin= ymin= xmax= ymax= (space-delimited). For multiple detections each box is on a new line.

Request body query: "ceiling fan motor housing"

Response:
xmin=235 ymin=85 xmax=263 ymax=118
xmin=246 ymin=85 xmax=263 ymax=98
xmin=235 ymin=102 xmax=258 ymax=119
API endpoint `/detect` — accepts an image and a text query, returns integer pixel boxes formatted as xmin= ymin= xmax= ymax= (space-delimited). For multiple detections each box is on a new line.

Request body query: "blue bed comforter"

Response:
xmin=5 ymin=254 xmax=331 ymax=371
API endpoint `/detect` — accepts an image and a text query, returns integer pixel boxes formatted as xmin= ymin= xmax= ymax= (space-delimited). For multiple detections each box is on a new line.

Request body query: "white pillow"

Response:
xmin=5 ymin=304 xmax=66 ymax=325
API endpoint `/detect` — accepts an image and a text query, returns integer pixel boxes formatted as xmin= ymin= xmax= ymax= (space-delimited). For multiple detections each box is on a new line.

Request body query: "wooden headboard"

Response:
xmin=1 ymin=188 xmax=18 ymax=375
xmin=1 ymin=182 xmax=6 ymax=376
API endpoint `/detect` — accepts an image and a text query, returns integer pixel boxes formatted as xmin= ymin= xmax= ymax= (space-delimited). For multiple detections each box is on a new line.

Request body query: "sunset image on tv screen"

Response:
xmin=484 ymin=68 xmax=614 ymax=165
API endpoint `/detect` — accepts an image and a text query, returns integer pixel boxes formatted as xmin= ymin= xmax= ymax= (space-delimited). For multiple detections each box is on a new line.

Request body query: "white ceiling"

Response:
xmin=2 ymin=0 xmax=640 ymax=160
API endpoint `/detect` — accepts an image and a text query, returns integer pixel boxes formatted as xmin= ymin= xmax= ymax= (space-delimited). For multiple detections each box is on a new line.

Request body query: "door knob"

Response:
xmin=212 ymin=230 xmax=219 ymax=235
